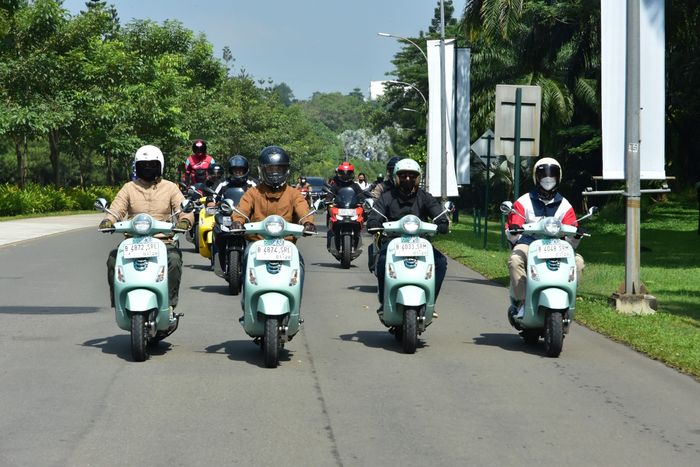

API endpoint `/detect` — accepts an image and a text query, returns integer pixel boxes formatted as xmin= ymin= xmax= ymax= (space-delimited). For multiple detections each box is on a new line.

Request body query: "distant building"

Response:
xmin=369 ymin=80 xmax=389 ymax=101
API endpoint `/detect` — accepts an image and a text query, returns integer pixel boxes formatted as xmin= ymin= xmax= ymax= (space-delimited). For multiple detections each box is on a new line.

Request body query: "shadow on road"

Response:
xmin=189 ymin=284 xmax=230 ymax=294
xmin=347 ymin=284 xmax=377 ymax=293
xmin=472 ymin=332 xmax=544 ymax=356
xmin=203 ymin=340 xmax=293 ymax=368
xmin=184 ymin=264 xmax=213 ymax=271
xmin=0 ymin=306 xmax=102 ymax=315
xmin=82 ymin=335 xmax=173 ymax=361
xmin=338 ymin=330 xmax=427 ymax=353
xmin=451 ymin=277 xmax=507 ymax=287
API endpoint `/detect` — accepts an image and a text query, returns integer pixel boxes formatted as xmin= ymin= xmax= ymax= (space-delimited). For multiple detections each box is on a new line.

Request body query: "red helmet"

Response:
xmin=336 ymin=162 xmax=355 ymax=183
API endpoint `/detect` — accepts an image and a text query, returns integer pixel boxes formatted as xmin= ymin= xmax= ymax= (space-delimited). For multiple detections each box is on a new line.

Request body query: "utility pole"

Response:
xmin=439 ymin=0 xmax=447 ymax=203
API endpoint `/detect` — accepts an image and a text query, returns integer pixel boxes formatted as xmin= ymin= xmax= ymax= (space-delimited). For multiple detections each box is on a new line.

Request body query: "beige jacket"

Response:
xmin=103 ymin=178 xmax=194 ymax=239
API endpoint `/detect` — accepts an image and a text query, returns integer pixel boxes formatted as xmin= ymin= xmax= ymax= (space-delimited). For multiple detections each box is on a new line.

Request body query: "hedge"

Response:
xmin=0 ymin=184 xmax=120 ymax=217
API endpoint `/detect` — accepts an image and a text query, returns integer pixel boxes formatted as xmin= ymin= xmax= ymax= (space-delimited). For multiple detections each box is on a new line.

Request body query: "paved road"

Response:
xmin=0 ymin=218 xmax=698 ymax=466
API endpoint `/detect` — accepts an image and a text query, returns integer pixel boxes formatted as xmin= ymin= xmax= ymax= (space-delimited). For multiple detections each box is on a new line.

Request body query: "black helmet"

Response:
xmin=227 ymin=155 xmax=249 ymax=185
xmin=386 ymin=156 xmax=401 ymax=176
xmin=192 ymin=139 xmax=207 ymax=155
xmin=208 ymin=163 xmax=224 ymax=181
xmin=258 ymin=145 xmax=290 ymax=189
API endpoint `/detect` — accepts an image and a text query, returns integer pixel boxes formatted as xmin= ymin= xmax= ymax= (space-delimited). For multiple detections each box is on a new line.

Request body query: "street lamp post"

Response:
xmin=377 ymin=32 xmax=428 ymax=63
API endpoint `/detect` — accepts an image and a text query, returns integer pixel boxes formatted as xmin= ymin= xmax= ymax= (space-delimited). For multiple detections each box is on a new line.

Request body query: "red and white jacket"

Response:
xmin=184 ymin=154 xmax=216 ymax=181
xmin=506 ymin=190 xmax=580 ymax=248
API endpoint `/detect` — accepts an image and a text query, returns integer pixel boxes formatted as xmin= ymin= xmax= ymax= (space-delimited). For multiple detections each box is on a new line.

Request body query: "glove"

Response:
xmin=574 ymin=226 xmax=586 ymax=239
xmin=437 ymin=222 xmax=449 ymax=234
xmin=99 ymin=219 xmax=113 ymax=230
xmin=175 ymin=219 xmax=191 ymax=231
xmin=231 ymin=221 xmax=244 ymax=231
xmin=507 ymin=223 xmax=521 ymax=234
xmin=303 ymin=222 xmax=316 ymax=234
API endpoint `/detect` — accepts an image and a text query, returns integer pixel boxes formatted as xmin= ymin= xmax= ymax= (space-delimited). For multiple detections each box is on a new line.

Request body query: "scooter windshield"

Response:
xmin=222 ymin=186 xmax=246 ymax=205
xmin=334 ymin=186 xmax=359 ymax=208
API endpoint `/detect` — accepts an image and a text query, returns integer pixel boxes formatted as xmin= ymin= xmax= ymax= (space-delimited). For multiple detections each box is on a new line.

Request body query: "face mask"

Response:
xmin=136 ymin=166 xmax=160 ymax=182
xmin=539 ymin=177 xmax=557 ymax=191
xmin=399 ymin=179 xmax=415 ymax=193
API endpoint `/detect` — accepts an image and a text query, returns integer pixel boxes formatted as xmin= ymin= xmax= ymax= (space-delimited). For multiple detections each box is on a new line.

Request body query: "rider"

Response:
xmin=357 ymin=172 xmax=369 ymax=190
xmin=365 ymin=158 xmax=449 ymax=319
xmin=206 ymin=163 xmax=225 ymax=190
xmin=325 ymin=161 xmax=366 ymax=250
xmin=98 ymin=145 xmax=194 ymax=310
xmin=212 ymin=155 xmax=254 ymax=272
xmin=370 ymin=156 xmax=401 ymax=199
xmin=505 ymin=157 xmax=585 ymax=319
xmin=184 ymin=139 xmax=215 ymax=185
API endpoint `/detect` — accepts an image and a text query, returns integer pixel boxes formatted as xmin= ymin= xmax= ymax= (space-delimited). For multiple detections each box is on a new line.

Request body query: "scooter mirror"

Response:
xmin=313 ymin=199 xmax=326 ymax=211
xmin=180 ymin=199 xmax=195 ymax=213
xmin=220 ymin=199 xmax=234 ymax=215
xmin=588 ymin=206 xmax=599 ymax=215
xmin=94 ymin=198 xmax=108 ymax=211
xmin=363 ymin=199 xmax=375 ymax=212
xmin=443 ymin=201 xmax=455 ymax=212
xmin=499 ymin=201 xmax=514 ymax=214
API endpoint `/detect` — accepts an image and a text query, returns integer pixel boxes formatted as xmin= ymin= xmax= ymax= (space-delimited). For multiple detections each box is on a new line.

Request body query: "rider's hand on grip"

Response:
xmin=574 ymin=226 xmax=587 ymax=239
xmin=231 ymin=221 xmax=244 ymax=231
xmin=437 ymin=222 xmax=449 ymax=234
xmin=175 ymin=219 xmax=191 ymax=231
xmin=303 ymin=222 xmax=316 ymax=235
xmin=99 ymin=219 xmax=113 ymax=231
xmin=507 ymin=223 xmax=522 ymax=234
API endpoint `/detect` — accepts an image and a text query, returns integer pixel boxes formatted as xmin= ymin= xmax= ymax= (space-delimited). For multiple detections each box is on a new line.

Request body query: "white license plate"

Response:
xmin=123 ymin=240 xmax=159 ymax=259
xmin=538 ymin=240 xmax=568 ymax=259
xmin=205 ymin=207 xmax=217 ymax=215
xmin=256 ymin=239 xmax=293 ymax=261
xmin=395 ymin=238 xmax=429 ymax=257
xmin=338 ymin=208 xmax=356 ymax=216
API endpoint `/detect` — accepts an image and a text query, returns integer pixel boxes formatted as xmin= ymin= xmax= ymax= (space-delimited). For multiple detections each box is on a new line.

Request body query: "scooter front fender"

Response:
xmin=538 ymin=287 xmax=571 ymax=312
xmin=125 ymin=289 xmax=159 ymax=312
xmin=396 ymin=285 xmax=427 ymax=307
xmin=257 ymin=292 xmax=290 ymax=316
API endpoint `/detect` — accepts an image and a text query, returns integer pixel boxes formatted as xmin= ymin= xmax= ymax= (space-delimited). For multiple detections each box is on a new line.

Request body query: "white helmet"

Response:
xmin=134 ymin=145 xmax=164 ymax=176
xmin=532 ymin=157 xmax=561 ymax=201
xmin=393 ymin=158 xmax=422 ymax=192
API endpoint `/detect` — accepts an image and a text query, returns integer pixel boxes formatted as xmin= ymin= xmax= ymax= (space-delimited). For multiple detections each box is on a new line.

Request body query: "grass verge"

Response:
xmin=434 ymin=202 xmax=700 ymax=380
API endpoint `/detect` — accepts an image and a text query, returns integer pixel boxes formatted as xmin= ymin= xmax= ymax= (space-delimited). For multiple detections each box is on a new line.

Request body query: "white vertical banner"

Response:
xmin=601 ymin=0 xmax=665 ymax=179
xmin=426 ymin=39 xmax=459 ymax=197
xmin=455 ymin=47 xmax=471 ymax=185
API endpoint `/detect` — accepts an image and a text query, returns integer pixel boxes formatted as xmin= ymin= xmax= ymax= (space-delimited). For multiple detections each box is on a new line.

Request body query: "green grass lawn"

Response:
xmin=434 ymin=201 xmax=700 ymax=379
xmin=0 ymin=210 xmax=94 ymax=222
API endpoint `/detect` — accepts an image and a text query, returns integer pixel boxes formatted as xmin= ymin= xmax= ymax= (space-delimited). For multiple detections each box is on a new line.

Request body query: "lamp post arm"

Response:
xmin=387 ymin=80 xmax=427 ymax=106
xmin=378 ymin=32 xmax=428 ymax=63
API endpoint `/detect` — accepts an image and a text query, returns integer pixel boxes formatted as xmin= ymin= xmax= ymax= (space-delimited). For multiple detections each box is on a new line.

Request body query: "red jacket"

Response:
xmin=184 ymin=154 xmax=215 ymax=181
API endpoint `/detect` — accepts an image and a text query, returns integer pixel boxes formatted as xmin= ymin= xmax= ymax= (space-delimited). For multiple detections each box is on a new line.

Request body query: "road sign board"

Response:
xmin=494 ymin=85 xmax=541 ymax=160
xmin=471 ymin=129 xmax=496 ymax=166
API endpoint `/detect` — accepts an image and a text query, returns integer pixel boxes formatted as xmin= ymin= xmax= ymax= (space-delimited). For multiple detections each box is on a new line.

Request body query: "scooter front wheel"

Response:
xmin=340 ymin=235 xmax=352 ymax=269
xmin=227 ymin=250 xmax=241 ymax=295
xmin=263 ymin=318 xmax=280 ymax=368
xmin=401 ymin=307 xmax=418 ymax=354
xmin=131 ymin=314 xmax=149 ymax=362
xmin=544 ymin=311 xmax=564 ymax=357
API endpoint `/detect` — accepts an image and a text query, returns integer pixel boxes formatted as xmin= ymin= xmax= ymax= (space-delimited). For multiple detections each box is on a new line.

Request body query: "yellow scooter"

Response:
xmin=197 ymin=189 xmax=218 ymax=269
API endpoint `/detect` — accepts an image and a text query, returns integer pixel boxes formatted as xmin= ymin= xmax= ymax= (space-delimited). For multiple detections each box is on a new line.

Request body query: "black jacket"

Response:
xmin=366 ymin=187 xmax=448 ymax=232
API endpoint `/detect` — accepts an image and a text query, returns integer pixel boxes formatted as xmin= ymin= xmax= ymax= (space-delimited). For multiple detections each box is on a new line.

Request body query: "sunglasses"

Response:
xmin=397 ymin=172 xmax=418 ymax=179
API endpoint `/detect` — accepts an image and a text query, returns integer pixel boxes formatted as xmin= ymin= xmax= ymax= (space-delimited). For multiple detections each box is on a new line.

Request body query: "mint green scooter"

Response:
xmin=500 ymin=201 xmax=597 ymax=357
xmin=365 ymin=199 xmax=453 ymax=354
xmin=235 ymin=204 xmax=318 ymax=368
xmin=95 ymin=198 xmax=192 ymax=362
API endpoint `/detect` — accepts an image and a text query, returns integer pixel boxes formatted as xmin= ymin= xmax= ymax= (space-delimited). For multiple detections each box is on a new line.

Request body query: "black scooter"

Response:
xmin=212 ymin=186 xmax=248 ymax=295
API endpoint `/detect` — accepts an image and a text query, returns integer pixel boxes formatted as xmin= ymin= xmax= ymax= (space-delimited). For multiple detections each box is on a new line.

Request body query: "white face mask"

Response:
xmin=539 ymin=177 xmax=557 ymax=191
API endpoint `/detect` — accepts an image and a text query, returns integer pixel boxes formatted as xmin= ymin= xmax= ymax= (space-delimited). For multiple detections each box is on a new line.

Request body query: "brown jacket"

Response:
xmin=232 ymin=184 xmax=313 ymax=242
xmin=103 ymin=178 xmax=194 ymax=240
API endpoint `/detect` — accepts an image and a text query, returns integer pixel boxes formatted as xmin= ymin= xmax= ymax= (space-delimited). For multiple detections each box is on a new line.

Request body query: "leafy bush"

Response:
xmin=0 ymin=184 xmax=120 ymax=216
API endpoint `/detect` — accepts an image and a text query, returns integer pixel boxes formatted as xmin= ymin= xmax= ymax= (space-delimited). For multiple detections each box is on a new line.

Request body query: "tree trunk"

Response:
xmin=15 ymin=139 xmax=26 ymax=188
xmin=105 ymin=153 xmax=114 ymax=185
xmin=48 ymin=129 xmax=61 ymax=187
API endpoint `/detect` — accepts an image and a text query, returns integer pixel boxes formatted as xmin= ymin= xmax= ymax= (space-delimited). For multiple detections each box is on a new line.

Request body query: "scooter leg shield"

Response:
xmin=125 ymin=289 xmax=159 ymax=312
xmin=257 ymin=292 xmax=291 ymax=316
xmin=537 ymin=288 xmax=571 ymax=312
xmin=396 ymin=285 xmax=427 ymax=307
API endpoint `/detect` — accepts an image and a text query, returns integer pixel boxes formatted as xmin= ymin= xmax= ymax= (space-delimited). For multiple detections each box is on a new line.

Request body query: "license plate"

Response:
xmin=256 ymin=239 xmax=293 ymax=261
xmin=395 ymin=237 xmax=429 ymax=257
xmin=205 ymin=207 xmax=217 ymax=215
xmin=123 ymin=240 xmax=159 ymax=258
xmin=338 ymin=208 xmax=356 ymax=217
xmin=537 ymin=240 xmax=568 ymax=259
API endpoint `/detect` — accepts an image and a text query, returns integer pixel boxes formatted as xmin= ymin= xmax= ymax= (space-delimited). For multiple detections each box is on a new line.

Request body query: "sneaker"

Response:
xmin=514 ymin=304 xmax=525 ymax=319
xmin=432 ymin=311 xmax=439 ymax=319
xmin=376 ymin=306 xmax=386 ymax=325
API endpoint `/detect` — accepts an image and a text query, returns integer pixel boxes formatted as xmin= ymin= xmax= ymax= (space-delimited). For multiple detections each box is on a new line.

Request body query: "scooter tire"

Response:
xmin=131 ymin=314 xmax=149 ymax=362
xmin=193 ymin=225 xmax=200 ymax=253
xmin=227 ymin=250 xmax=241 ymax=295
xmin=401 ymin=307 xmax=418 ymax=354
xmin=340 ymin=235 xmax=352 ymax=269
xmin=544 ymin=311 xmax=564 ymax=357
xmin=263 ymin=318 xmax=280 ymax=368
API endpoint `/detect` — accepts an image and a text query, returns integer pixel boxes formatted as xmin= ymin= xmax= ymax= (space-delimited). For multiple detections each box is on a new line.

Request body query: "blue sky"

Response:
xmin=61 ymin=0 xmax=466 ymax=100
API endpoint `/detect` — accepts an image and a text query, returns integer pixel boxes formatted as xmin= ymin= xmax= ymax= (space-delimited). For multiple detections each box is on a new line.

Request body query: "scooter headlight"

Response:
xmin=543 ymin=218 xmax=561 ymax=236
xmin=263 ymin=215 xmax=285 ymax=236
xmin=401 ymin=215 xmax=421 ymax=234
xmin=132 ymin=214 xmax=153 ymax=235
